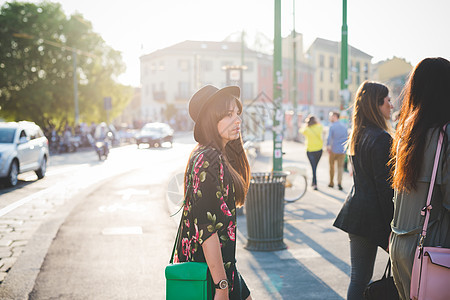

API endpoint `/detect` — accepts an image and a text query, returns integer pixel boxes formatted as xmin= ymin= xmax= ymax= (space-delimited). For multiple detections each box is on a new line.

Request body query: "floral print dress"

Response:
xmin=174 ymin=145 xmax=250 ymax=299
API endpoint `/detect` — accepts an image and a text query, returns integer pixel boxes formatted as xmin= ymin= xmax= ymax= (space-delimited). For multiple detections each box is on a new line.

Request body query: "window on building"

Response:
xmin=243 ymin=82 xmax=254 ymax=99
xmin=151 ymin=63 xmax=156 ymax=74
xmin=178 ymin=60 xmax=189 ymax=71
xmin=178 ymin=82 xmax=190 ymax=98
xmin=319 ymin=55 xmax=324 ymax=67
xmin=329 ymin=90 xmax=334 ymax=102
xmin=329 ymin=56 xmax=334 ymax=69
xmin=159 ymin=61 xmax=165 ymax=71
xmin=298 ymin=91 xmax=304 ymax=101
xmin=330 ymin=71 xmax=334 ymax=82
xmin=320 ymin=89 xmax=323 ymax=102
xmin=356 ymin=75 xmax=361 ymax=86
xmin=320 ymin=70 xmax=323 ymax=82
xmin=364 ymin=63 xmax=369 ymax=74
xmin=200 ymin=60 xmax=213 ymax=72
xmin=356 ymin=61 xmax=360 ymax=73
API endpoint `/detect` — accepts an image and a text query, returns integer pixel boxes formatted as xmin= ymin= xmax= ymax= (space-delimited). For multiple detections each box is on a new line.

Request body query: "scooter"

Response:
xmin=94 ymin=140 xmax=109 ymax=161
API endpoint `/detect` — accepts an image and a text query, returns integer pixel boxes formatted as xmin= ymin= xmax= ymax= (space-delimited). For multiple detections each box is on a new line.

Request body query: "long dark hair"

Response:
xmin=390 ymin=57 xmax=450 ymax=192
xmin=191 ymin=94 xmax=250 ymax=207
xmin=347 ymin=81 xmax=391 ymax=155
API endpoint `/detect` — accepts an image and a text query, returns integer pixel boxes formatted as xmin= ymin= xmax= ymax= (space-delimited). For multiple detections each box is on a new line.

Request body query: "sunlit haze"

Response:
xmin=7 ymin=0 xmax=450 ymax=86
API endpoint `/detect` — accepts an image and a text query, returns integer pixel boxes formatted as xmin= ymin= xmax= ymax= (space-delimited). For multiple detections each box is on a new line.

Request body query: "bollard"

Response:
xmin=244 ymin=172 xmax=288 ymax=251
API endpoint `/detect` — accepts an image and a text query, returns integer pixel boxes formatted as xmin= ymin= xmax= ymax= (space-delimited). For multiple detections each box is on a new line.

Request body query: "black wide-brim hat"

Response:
xmin=188 ymin=85 xmax=240 ymax=143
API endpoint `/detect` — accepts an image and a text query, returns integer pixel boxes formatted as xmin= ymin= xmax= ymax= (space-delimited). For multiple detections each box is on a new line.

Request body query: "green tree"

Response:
xmin=0 ymin=1 xmax=132 ymax=129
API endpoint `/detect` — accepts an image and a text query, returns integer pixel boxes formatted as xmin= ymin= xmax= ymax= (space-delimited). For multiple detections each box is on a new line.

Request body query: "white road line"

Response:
xmin=0 ymin=186 xmax=56 ymax=217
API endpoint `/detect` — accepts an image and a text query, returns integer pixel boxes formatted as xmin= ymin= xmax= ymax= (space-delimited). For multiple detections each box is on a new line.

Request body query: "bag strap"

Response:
xmin=418 ymin=124 xmax=448 ymax=247
xmin=169 ymin=149 xmax=207 ymax=264
xmin=383 ymin=257 xmax=393 ymax=279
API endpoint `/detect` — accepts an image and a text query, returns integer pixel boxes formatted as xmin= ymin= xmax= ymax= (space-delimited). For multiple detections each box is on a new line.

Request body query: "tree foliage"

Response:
xmin=0 ymin=1 xmax=133 ymax=129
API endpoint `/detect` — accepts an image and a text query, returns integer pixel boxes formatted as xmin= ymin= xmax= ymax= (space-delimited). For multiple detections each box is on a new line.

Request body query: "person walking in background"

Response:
xmin=299 ymin=115 xmax=323 ymax=190
xmin=326 ymin=111 xmax=348 ymax=190
xmin=172 ymin=85 xmax=252 ymax=300
xmin=333 ymin=81 xmax=394 ymax=300
xmin=389 ymin=57 xmax=450 ymax=300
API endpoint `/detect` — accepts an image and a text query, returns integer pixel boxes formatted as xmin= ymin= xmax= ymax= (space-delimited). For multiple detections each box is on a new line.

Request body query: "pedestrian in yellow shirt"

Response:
xmin=299 ymin=115 xmax=323 ymax=190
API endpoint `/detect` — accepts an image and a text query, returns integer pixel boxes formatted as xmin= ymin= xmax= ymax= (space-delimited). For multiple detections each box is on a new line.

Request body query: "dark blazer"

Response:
xmin=333 ymin=125 xmax=394 ymax=249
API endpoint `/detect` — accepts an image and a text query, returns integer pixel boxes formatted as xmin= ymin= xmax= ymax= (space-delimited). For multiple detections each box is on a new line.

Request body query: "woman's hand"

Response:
xmin=203 ymin=233 xmax=228 ymax=300
xmin=214 ymin=288 xmax=229 ymax=300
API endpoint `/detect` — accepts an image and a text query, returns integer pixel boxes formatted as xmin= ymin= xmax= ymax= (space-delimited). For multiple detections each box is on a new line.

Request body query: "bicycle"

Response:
xmin=283 ymin=165 xmax=308 ymax=202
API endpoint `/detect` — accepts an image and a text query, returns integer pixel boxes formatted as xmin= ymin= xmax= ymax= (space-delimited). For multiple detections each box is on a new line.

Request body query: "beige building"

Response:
xmin=306 ymin=38 xmax=372 ymax=121
xmin=372 ymin=56 xmax=412 ymax=83
xmin=372 ymin=57 xmax=413 ymax=109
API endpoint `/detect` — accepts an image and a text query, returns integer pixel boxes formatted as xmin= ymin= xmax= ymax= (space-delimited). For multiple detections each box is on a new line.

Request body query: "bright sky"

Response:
xmin=5 ymin=0 xmax=450 ymax=87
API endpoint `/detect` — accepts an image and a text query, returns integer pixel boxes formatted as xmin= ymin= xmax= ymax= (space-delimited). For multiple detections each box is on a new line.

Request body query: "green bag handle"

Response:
xmin=170 ymin=149 xmax=207 ymax=264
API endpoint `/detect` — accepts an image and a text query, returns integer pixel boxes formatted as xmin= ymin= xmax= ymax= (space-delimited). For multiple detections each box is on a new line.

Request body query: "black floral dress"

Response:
xmin=174 ymin=145 xmax=250 ymax=299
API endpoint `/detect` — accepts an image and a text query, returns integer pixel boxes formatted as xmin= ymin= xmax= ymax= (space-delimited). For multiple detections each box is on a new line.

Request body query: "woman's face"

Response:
xmin=379 ymin=96 xmax=393 ymax=120
xmin=217 ymin=102 xmax=241 ymax=146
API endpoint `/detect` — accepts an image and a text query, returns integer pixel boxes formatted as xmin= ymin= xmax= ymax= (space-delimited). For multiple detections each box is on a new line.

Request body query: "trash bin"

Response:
xmin=245 ymin=172 xmax=288 ymax=251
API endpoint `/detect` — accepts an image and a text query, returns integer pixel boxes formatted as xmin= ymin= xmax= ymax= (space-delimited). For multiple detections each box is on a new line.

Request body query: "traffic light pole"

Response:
xmin=273 ymin=0 xmax=283 ymax=171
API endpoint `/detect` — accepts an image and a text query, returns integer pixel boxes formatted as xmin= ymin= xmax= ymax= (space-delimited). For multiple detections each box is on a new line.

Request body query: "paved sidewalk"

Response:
xmin=233 ymin=138 xmax=389 ymax=299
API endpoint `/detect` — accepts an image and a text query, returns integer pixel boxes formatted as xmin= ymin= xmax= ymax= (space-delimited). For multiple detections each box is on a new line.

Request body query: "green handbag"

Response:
xmin=165 ymin=151 xmax=214 ymax=300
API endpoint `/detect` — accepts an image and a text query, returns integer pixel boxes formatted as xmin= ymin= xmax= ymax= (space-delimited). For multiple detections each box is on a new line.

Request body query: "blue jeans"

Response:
xmin=348 ymin=233 xmax=377 ymax=300
xmin=306 ymin=150 xmax=322 ymax=186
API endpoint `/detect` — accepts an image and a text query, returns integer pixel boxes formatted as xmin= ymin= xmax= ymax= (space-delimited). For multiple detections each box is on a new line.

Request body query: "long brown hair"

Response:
xmin=192 ymin=94 xmax=250 ymax=207
xmin=347 ymin=81 xmax=391 ymax=155
xmin=390 ymin=57 xmax=450 ymax=192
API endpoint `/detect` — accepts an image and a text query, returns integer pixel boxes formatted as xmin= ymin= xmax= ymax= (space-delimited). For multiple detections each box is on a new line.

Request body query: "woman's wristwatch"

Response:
xmin=214 ymin=279 xmax=228 ymax=290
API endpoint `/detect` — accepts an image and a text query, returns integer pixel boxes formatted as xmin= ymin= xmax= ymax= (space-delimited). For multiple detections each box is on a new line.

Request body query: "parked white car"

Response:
xmin=0 ymin=121 xmax=49 ymax=186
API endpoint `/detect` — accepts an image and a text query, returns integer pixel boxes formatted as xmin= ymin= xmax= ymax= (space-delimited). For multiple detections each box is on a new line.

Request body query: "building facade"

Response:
xmin=139 ymin=39 xmax=314 ymax=140
xmin=306 ymin=38 xmax=372 ymax=121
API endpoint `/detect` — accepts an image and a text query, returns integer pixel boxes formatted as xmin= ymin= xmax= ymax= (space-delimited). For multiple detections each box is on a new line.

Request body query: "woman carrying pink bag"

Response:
xmin=389 ymin=57 xmax=450 ymax=300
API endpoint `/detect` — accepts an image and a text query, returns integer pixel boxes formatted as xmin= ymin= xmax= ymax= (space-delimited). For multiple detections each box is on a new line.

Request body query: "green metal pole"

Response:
xmin=241 ymin=30 xmax=245 ymax=101
xmin=273 ymin=0 xmax=283 ymax=171
xmin=292 ymin=0 xmax=298 ymax=140
xmin=340 ymin=0 xmax=349 ymax=110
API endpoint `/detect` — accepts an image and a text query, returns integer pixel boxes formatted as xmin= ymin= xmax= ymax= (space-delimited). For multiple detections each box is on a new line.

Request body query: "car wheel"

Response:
xmin=35 ymin=156 xmax=47 ymax=179
xmin=6 ymin=160 xmax=19 ymax=187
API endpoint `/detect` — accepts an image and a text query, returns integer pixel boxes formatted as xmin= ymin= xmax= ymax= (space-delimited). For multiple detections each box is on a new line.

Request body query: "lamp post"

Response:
xmin=273 ymin=0 xmax=283 ymax=171
xmin=340 ymin=0 xmax=349 ymax=113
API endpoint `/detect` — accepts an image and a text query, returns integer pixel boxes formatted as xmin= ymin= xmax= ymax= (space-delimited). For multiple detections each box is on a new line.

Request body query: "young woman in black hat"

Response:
xmin=172 ymin=85 xmax=252 ymax=300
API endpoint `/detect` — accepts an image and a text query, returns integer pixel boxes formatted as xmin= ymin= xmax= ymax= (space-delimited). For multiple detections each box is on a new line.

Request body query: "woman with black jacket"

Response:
xmin=333 ymin=81 xmax=394 ymax=300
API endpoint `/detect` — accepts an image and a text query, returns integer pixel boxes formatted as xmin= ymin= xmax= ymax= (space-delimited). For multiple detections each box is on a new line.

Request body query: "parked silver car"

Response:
xmin=0 ymin=121 xmax=49 ymax=186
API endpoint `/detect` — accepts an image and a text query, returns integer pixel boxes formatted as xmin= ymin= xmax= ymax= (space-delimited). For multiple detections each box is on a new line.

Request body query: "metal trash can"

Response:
xmin=245 ymin=172 xmax=288 ymax=251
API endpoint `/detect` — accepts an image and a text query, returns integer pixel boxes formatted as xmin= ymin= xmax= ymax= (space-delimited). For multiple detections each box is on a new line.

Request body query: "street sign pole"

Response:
xmin=273 ymin=0 xmax=283 ymax=171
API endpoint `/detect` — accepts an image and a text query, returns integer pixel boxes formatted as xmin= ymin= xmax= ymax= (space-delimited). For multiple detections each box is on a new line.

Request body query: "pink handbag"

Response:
xmin=410 ymin=125 xmax=450 ymax=300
